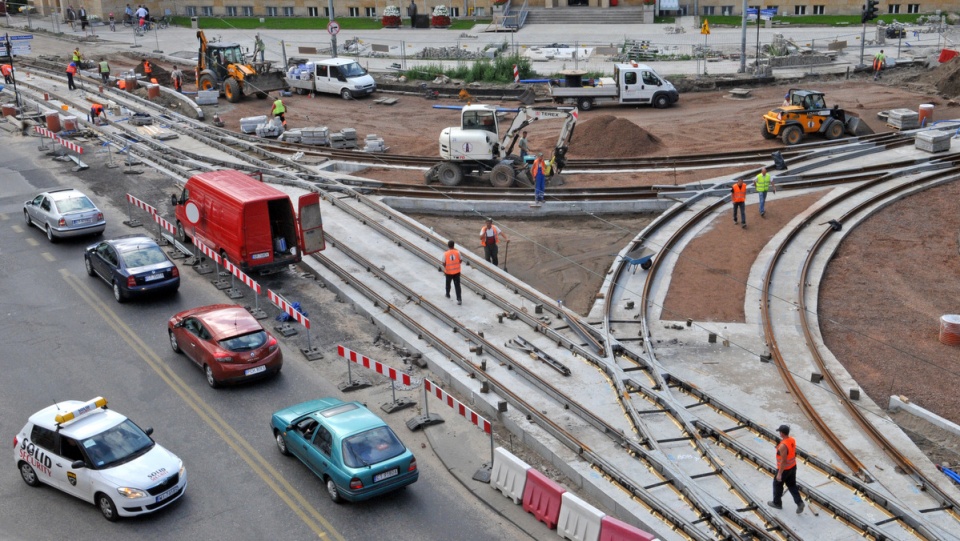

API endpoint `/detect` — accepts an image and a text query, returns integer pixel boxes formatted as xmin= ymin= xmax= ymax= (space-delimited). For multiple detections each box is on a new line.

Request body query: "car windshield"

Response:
xmin=120 ymin=244 xmax=169 ymax=268
xmin=55 ymin=196 xmax=96 ymax=214
xmin=219 ymin=330 xmax=267 ymax=352
xmin=80 ymin=419 xmax=155 ymax=469
xmin=342 ymin=426 xmax=405 ymax=468
xmin=340 ymin=62 xmax=367 ymax=78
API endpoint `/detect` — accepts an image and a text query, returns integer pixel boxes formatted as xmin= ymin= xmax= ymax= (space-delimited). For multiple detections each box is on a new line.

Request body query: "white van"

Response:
xmin=285 ymin=57 xmax=377 ymax=99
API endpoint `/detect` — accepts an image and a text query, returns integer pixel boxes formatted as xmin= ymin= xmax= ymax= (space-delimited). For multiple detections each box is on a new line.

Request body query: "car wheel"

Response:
xmin=175 ymin=221 xmax=189 ymax=244
xmin=653 ymin=94 xmax=670 ymax=109
xmin=97 ymin=493 xmax=119 ymax=522
xmin=325 ymin=477 xmax=343 ymax=503
xmin=761 ymin=124 xmax=776 ymax=140
xmin=204 ymin=364 xmax=219 ymax=388
xmin=84 ymin=257 xmax=95 ymax=277
xmin=169 ymin=330 xmax=182 ymax=353
xmin=113 ymin=282 xmax=127 ymax=303
xmin=577 ymin=97 xmax=593 ymax=111
xmin=19 ymin=462 xmax=40 ymax=486
xmin=781 ymin=125 xmax=803 ymax=146
xmin=436 ymin=162 xmax=463 ymax=187
xmin=45 ymin=224 xmax=57 ymax=243
xmin=489 ymin=163 xmax=516 ymax=188
xmin=23 ymin=210 xmax=31 ymax=228
xmin=340 ymin=88 xmax=352 ymax=100
xmin=824 ymin=119 xmax=845 ymax=140
xmin=275 ymin=431 xmax=290 ymax=456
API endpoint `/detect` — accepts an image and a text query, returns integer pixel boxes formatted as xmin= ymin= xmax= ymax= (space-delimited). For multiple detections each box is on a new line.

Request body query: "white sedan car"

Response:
xmin=13 ymin=397 xmax=187 ymax=521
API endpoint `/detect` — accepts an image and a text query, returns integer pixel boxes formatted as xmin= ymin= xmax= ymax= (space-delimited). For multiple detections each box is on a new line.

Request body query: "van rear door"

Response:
xmin=298 ymin=193 xmax=325 ymax=254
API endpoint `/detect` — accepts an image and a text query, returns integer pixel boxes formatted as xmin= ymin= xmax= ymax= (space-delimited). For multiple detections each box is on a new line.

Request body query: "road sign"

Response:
xmin=8 ymin=35 xmax=34 ymax=40
xmin=327 ymin=20 xmax=340 ymax=35
xmin=11 ymin=44 xmax=31 ymax=55
xmin=701 ymin=19 xmax=710 ymax=35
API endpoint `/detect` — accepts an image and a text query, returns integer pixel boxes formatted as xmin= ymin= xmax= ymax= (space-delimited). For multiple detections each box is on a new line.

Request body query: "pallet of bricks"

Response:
xmin=331 ymin=128 xmax=357 ymax=149
xmin=886 ymin=108 xmax=919 ymax=130
xmin=301 ymin=127 xmax=329 ymax=145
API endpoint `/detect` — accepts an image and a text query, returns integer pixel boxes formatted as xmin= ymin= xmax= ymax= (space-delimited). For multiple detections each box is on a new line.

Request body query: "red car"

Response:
xmin=167 ymin=304 xmax=283 ymax=388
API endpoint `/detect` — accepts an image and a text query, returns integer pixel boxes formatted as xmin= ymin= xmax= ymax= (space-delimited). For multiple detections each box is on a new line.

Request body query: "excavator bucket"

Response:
xmin=845 ymin=116 xmax=874 ymax=136
xmin=243 ymin=71 xmax=288 ymax=96
xmin=517 ymin=87 xmax=536 ymax=106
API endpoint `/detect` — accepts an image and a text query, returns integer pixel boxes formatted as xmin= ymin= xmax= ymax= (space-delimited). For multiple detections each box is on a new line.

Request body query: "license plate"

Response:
xmin=75 ymin=218 xmax=93 ymax=225
xmin=251 ymin=252 xmax=270 ymax=260
xmin=144 ymin=274 xmax=163 ymax=282
xmin=245 ymin=365 xmax=267 ymax=376
xmin=374 ymin=468 xmax=399 ymax=482
xmin=155 ymin=485 xmax=178 ymax=503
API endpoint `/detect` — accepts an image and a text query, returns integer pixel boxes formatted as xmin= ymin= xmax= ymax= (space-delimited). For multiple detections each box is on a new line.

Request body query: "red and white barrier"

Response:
xmin=268 ymin=289 xmax=310 ymax=329
xmin=558 ymin=492 xmax=604 ymax=541
xmin=193 ymin=238 xmax=223 ymax=266
xmin=598 ymin=516 xmax=658 ymax=541
xmin=337 ymin=345 xmax=412 ymax=385
xmin=153 ymin=213 xmax=177 ymax=236
xmin=424 ymin=378 xmax=491 ymax=433
xmin=125 ymin=193 xmax=158 ymax=216
xmin=491 ymin=447 xmax=530 ymax=504
xmin=222 ymin=259 xmax=262 ymax=295
xmin=523 ymin=468 xmax=566 ymax=530
xmin=513 ymin=64 xmax=519 ymax=83
xmin=35 ymin=125 xmax=84 ymax=154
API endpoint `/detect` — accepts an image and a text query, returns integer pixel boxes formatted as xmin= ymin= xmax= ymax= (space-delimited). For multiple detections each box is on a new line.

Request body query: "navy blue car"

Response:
xmin=84 ymin=235 xmax=180 ymax=303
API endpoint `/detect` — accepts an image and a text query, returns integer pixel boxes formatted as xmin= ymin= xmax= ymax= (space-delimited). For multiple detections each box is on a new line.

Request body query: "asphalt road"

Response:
xmin=0 ymin=133 xmax=529 ymax=540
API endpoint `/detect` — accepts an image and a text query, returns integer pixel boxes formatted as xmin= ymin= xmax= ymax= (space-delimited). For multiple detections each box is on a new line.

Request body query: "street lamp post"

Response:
xmin=153 ymin=23 xmax=162 ymax=53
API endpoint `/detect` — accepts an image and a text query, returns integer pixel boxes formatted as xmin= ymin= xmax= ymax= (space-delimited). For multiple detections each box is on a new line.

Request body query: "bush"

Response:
xmin=405 ymin=54 xmax=534 ymax=84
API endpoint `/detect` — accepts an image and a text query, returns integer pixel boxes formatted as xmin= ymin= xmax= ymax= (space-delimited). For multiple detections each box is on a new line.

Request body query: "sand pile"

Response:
xmin=933 ymin=57 xmax=960 ymax=98
xmin=567 ymin=114 xmax=663 ymax=158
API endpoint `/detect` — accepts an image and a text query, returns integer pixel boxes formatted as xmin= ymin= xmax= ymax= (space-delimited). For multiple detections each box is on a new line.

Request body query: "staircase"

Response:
xmin=520 ymin=7 xmax=646 ymax=24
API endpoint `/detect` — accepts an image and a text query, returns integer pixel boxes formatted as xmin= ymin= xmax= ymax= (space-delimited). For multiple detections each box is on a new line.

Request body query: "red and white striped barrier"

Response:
xmin=491 ymin=447 xmax=530 ymax=505
xmin=125 ymin=193 xmax=158 ymax=216
xmin=513 ymin=64 xmax=519 ymax=83
xmin=193 ymin=239 xmax=223 ymax=266
xmin=153 ymin=213 xmax=177 ymax=236
xmin=222 ymin=258 xmax=262 ymax=295
xmin=35 ymin=125 xmax=84 ymax=154
xmin=268 ymin=289 xmax=310 ymax=329
xmin=424 ymin=378 xmax=491 ymax=434
xmin=337 ymin=345 xmax=412 ymax=385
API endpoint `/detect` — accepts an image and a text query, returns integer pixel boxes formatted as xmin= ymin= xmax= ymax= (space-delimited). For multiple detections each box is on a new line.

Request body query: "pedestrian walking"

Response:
xmin=753 ymin=167 xmax=774 ymax=217
xmin=2 ymin=64 xmax=12 ymax=84
xmin=78 ymin=6 xmax=89 ymax=33
xmin=480 ymin=218 xmax=508 ymax=267
xmin=518 ymin=130 xmax=529 ymax=160
xmin=170 ymin=65 xmax=183 ymax=93
xmin=443 ymin=240 xmax=462 ymax=305
xmin=89 ymin=103 xmax=106 ymax=125
xmin=108 ymin=12 xmax=116 ymax=31
xmin=531 ymin=153 xmax=547 ymax=204
xmin=768 ymin=424 xmax=805 ymax=514
xmin=66 ymin=5 xmax=77 ymax=31
xmin=731 ymin=177 xmax=747 ymax=228
xmin=98 ymin=59 xmax=110 ymax=85
xmin=272 ymin=94 xmax=287 ymax=128
xmin=873 ymin=50 xmax=886 ymax=81
xmin=407 ymin=0 xmax=418 ymax=28
xmin=66 ymin=62 xmax=78 ymax=90
xmin=124 ymin=4 xmax=133 ymax=24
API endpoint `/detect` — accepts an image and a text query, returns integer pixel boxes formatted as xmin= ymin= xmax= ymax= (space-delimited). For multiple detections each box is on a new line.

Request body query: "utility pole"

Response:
xmin=328 ymin=0 xmax=337 ymax=56
xmin=738 ymin=0 xmax=747 ymax=73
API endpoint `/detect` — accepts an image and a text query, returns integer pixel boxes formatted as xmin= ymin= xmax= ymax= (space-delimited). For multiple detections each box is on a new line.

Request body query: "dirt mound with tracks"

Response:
xmin=567 ymin=115 xmax=663 ymax=158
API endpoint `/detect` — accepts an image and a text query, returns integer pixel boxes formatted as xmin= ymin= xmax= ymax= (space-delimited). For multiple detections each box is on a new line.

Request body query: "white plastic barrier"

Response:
xmin=491 ymin=446 xmax=530 ymax=504
xmin=557 ymin=492 xmax=604 ymax=541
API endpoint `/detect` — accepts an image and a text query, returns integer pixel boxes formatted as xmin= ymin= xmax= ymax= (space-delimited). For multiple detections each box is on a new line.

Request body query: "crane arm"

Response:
xmin=196 ymin=30 xmax=208 ymax=72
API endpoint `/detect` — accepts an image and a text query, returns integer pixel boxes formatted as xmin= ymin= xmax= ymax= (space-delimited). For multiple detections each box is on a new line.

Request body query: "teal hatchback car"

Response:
xmin=271 ymin=398 xmax=418 ymax=503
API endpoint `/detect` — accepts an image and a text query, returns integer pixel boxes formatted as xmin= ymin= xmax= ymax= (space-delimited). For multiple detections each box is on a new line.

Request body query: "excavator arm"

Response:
xmin=196 ymin=30 xmax=208 ymax=72
xmin=500 ymin=106 xmax=578 ymax=173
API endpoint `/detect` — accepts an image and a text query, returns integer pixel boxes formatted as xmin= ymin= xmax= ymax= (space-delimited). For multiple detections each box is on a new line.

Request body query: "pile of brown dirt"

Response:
xmin=567 ymin=115 xmax=662 ymax=158
xmin=933 ymin=57 xmax=960 ymax=98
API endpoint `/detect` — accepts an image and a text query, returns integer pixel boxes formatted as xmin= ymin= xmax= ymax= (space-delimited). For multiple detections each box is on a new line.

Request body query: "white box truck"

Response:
xmin=549 ymin=62 xmax=679 ymax=111
xmin=285 ymin=57 xmax=377 ymax=99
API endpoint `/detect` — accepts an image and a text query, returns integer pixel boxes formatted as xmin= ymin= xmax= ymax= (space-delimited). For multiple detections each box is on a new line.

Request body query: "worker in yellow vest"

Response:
xmin=272 ymin=95 xmax=287 ymax=128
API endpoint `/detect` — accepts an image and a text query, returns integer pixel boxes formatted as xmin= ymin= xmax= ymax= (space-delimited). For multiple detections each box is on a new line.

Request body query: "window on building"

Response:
xmin=702 ymin=6 xmax=715 ymax=15
xmin=348 ymin=7 xmax=359 ymax=16
xmin=721 ymin=5 xmax=733 ymax=15
xmin=266 ymin=6 xmax=278 ymax=16
xmin=793 ymin=5 xmax=805 ymax=15
xmin=450 ymin=6 xmax=459 ymax=16
xmin=225 ymin=6 xmax=237 ymax=16
xmin=324 ymin=7 xmax=330 ymax=17
xmin=201 ymin=6 xmax=213 ymax=16
xmin=812 ymin=5 xmax=824 ymax=15
xmin=766 ymin=5 xmax=778 ymax=11
xmin=907 ymin=4 xmax=919 ymax=13
xmin=283 ymin=6 xmax=294 ymax=16
xmin=887 ymin=4 xmax=900 ymax=13
xmin=185 ymin=6 xmax=197 ymax=16
xmin=242 ymin=6 xmax=253 ymax=16
xmin=365 ymin=6 xmax=376 ymax=16
xmin=308 ymin=6 xmax=319 ymax=16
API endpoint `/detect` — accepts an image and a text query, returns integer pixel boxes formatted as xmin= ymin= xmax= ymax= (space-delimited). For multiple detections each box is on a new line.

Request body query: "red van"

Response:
xmin=171 ymin=170 xmax=325 ymax=273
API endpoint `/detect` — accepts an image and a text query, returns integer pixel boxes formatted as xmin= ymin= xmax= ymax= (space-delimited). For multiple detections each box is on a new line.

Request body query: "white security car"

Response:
xmin=13 ymin=397 xmax=187 ymax=521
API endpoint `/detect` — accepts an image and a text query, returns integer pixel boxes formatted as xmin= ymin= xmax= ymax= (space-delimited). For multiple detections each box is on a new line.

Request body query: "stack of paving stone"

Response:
xmin=363 ymin=134 xmax=387 ymax=152
xmin=280 ymin=129 xmax=302 ymax=143
xmin=915 ymin=130 xmax=952 ymax=153
xmin=300 ymin=127 xmax=329 ymax=146
xmin=887 ymin=108 xmax=920 ymax=130
xmin=341 ymin=128 xmax=358 ymax=148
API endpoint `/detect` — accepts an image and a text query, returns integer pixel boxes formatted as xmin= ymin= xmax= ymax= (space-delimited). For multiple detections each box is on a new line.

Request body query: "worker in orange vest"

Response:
xmin=89 ymin=103 xmax=106 ymax=125
xmin=479 ymin=218 xmax=509 ymax=267
xmin=65 ymin=62 xmax=78 ymax=90
xmin=1 ymin=64 xmax=12 ymax=84
xmin=442 ymin=240 xmax=462 ymax=305
xmin=142 ymin=59 xmax=153 ymax=81
xmin=768 ymin=424 xmax=804 ymax=514
xmin=731 ymin=177 xmax=747 ymax=228
xmin=531 ymin=153 xmax=546 ymax=204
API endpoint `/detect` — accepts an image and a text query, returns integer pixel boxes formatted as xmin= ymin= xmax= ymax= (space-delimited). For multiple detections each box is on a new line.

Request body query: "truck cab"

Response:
xmin=613 ymin=63 xmax=679 ymax=108
xmin=286 ymin=57 xmax=376 ymax=100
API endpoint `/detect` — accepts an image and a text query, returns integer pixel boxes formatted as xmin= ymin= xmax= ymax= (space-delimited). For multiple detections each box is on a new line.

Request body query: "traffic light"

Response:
xmin=861 ymin=0 xmax=879 ymax=23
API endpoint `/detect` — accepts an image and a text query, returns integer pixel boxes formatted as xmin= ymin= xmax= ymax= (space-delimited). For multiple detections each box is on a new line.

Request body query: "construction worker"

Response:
xmin=531 ymin=153 xmax=546 ymax=204
xmin=1 ymin=64 xmax=12 ymax=84
xmin=442 ymin=240 xmax=462 ymax=305
xmin=65 ymin=61 xmax=78 ymax=90
xmin=98 ymin=59 xmax=110 ymax=85
xmin=72 ymin=47 xmax=82 ymax=64
xmin=768 ymin=424 xmax=804 ymax=514
xmin=479 ymin=218 xmax=509 ymax=267
xmin=517 ymin=130 xmax=529 ymax=160
xmin=170 ymin=64 xmax=183 ymax=93
xmin=254 ymin=34 xmax=265 ymax=63
xmin=142 ymin=59 xmax=153 ymax=81
xmin=873 ymin=50 xmax=886 ymax=81
xmin=731 ymin=177 xmax=747 ymax=228
xmin=271 ymin=94 xmax=287 ymax=128
xmin=89 ymin=103 xmax=106 ymax=125
xmin=753 ymin=167 xmax=774 ymax=217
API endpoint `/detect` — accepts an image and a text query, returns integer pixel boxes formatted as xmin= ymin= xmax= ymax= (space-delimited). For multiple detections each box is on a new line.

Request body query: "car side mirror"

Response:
xmin=144 ymin=427 xmax=154 ymax=436
xmin=285 ymin=425 xmax=295 ymax=432
xmin=170 ymin=194 xmax=179 ymax=206
xmin=71 ymin=460 xmax=86 ymax=469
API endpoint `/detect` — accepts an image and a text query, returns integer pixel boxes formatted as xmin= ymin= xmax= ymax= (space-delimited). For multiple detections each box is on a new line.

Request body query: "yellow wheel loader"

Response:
xmin=196 ymin=31 xmax=287 ymax=103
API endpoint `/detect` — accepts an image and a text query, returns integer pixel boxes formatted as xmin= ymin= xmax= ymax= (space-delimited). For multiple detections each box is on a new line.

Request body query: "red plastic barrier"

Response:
xmin=521 ymin=468 xmax=566 ymax=529
xmin=939 ymin=49 xmax=959 ymax=63
xmin=599 ymin=515 xmax=657 ymax=541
